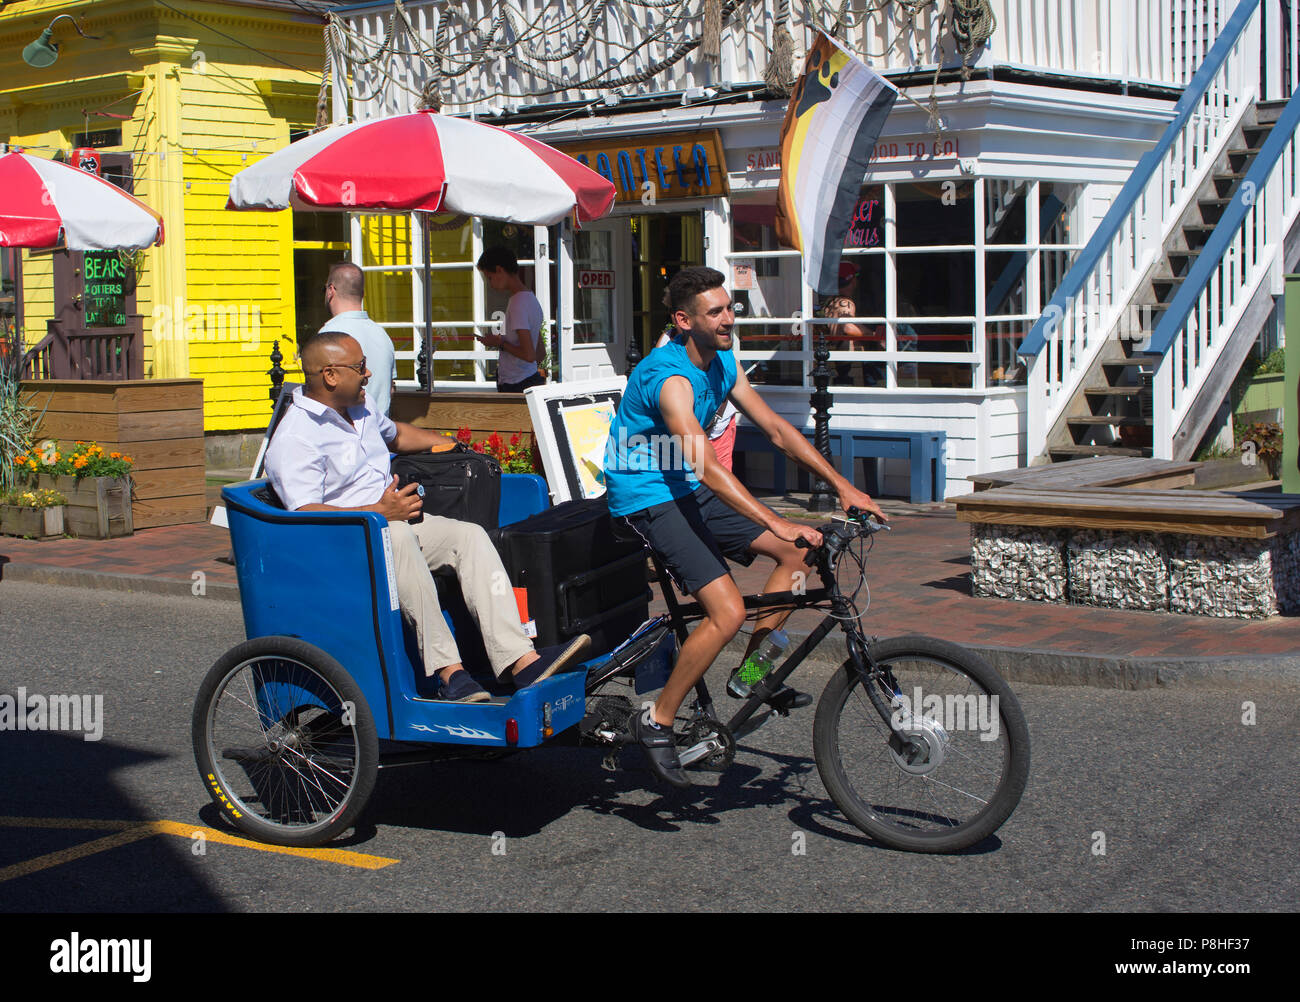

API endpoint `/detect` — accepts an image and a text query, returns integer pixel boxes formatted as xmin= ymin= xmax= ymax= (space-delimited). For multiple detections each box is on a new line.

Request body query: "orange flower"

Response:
xmin=123 ymin=456 xmax=133 ymax=464
xmin=109 ymin=452 xmax=121 ymax=460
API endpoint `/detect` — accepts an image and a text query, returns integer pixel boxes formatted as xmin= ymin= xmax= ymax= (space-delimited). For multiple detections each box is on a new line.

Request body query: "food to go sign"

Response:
xmin=578 ymin=270 xmax=615 ymax=290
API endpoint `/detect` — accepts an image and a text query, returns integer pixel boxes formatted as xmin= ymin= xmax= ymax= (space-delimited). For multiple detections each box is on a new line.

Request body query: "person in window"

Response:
xmin=820 ymin=262 xmax=884 ymax=386
xmin=476 ymin=246 xmax=545 ymax=393
xmin=265 ymin=331 xmax=589 ymax=702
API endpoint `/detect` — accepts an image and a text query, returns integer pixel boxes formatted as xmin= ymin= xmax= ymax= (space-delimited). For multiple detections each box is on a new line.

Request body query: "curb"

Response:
xmin=0 ymin=562 xmax=241 ymax=602
xmin=7 ymin=562 xmax=1298 ymax=689
xmin=729 ymin=631 xmax=1300 ymax=691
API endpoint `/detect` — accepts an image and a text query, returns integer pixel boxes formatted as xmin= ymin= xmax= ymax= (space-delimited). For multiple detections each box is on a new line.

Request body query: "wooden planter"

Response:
xmin=0 ymin=504 xmax=65 ymax=540
xmin=36 ymin=474 xmax=132 ymax=538
xmin=21 ymin=379 xmax=205 ymax=529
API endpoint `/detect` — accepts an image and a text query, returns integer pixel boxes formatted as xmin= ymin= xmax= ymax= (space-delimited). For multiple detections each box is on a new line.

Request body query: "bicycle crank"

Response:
xmin=678 ymin=718 xmax=735 ymax=771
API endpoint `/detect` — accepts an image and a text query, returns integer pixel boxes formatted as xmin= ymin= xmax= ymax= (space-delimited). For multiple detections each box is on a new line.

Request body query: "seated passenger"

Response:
xmin=604 ymin=267 xmax=885 ymax=787
xmin=264 ymin=331 xmax=588 ymax=702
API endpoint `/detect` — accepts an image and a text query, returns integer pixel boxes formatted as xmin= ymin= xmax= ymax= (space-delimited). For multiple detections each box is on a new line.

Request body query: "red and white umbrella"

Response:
xmin=227 ymin=110 xmax=615 ymax=225
xmin=0 ymin=152 xmax=164 ymax=250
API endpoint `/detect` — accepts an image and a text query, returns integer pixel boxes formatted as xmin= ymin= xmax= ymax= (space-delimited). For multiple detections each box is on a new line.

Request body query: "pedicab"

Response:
xmin=194 ymin=112 xmax=1029 ymax=853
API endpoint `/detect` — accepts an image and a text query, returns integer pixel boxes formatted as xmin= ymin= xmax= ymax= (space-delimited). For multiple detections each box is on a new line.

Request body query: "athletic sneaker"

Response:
xmin=628 ymin=704 xmax=690 ymax=788
xmin=437 ymin=669 xmax=491 ymax=703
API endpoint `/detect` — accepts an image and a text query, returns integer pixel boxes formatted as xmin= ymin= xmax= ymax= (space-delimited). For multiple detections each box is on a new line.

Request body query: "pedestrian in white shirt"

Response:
xmin=321 ymin=261 xmax=398 ymax=416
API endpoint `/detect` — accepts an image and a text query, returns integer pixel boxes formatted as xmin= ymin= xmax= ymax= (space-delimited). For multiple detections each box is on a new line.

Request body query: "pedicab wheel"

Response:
xmin=813 ymin=635 xmax=1030 ymax=854
xmin=192 ymin=636 xmax=379 ymax=848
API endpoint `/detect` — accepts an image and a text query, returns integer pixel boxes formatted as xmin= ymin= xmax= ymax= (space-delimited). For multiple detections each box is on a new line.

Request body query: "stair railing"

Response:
xmin=1144 ymin=87 xmax=1300 ymax=458
xmin=1017 ymin=0 xmax=1263 ymax=460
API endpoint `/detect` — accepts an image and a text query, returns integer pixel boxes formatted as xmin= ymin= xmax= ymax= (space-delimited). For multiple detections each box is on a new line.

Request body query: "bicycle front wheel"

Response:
xmin=813 ymin=635 xmax=1029 ymax=853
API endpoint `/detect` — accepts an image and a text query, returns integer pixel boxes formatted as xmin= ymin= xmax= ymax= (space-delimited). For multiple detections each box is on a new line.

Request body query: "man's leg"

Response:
xmin=387 ymin=519 xmax=464 ymax=678
xmin=651 ymin=571 xmax=745 ymax=727
xmin=739 ymin=529 xmax=809 ymax=659
xmin=410 ymin=516 xmax=534 ymax=678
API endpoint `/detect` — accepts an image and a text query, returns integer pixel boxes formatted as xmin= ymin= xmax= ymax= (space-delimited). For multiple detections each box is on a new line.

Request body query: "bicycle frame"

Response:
xmin=646 ymin=533 xmax=897 ymax=744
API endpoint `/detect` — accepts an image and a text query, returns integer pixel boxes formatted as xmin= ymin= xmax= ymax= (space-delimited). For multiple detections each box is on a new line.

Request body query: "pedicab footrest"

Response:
xmin=401 ymin=670 xmax=586 ymax=748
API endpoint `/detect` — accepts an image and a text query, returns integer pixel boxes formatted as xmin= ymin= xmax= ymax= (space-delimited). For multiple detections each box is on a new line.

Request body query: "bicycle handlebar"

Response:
xmin=794 ymin=507 xmax=889 ymax=567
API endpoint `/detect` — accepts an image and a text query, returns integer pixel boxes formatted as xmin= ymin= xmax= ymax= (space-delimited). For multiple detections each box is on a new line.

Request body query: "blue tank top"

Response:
xmin=604 ymin=338 xmax=738 ymax=516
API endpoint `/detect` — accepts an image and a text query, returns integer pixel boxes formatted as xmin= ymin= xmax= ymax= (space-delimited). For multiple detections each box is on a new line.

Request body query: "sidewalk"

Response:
xmin=3 ymin=500 xmax=1299 ymax=688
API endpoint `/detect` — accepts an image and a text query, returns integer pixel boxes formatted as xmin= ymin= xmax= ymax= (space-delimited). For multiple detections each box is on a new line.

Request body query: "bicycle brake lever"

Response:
xmin=794 ymin=537 xmax=818 ymax=567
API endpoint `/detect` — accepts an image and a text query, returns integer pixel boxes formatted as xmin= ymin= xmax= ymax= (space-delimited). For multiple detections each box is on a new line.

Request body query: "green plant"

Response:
xmin=1257 ymin=346 xmax=1285 ymax=374
xmin=1240 ymin=420 xmax=1282 ymax=478
xmin=1 ymin=486 xmax=67 ymax=509
xmin=0 ymin=351 xmax=43 ymax=495
xmin=451 ymin=426 xmax=537 ymax=474
xmin=537 ymin=320 xmax=554 ymax=377
xmin=14 ymin=440 xmax=135 ymax=485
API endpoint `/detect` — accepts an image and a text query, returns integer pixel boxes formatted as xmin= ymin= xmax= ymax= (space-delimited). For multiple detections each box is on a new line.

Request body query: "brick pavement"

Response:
xmin=3 ymin=505 xmax=1299 ymax=663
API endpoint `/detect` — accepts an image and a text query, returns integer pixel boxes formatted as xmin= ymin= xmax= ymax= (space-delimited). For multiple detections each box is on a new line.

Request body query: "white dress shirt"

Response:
xmin=264 ymin=386 xmax=397 ymax=511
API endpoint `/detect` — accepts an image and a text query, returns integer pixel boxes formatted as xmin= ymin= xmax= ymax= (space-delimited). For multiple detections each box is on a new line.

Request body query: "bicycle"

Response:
xmin=580 ymin=507 xmax=1031 ymax=853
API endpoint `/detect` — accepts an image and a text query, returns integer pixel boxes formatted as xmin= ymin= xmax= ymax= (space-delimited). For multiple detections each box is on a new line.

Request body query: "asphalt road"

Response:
xmin=1 ymin=579 xmax=1297 ymax=914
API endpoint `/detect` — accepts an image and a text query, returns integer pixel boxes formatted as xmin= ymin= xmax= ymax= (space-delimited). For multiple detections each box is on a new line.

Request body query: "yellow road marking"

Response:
xmin=0 ymin=816 xmax=399 ymax=881
xmin=149 ymin=821 xmax=398 ymax=870
xmin=0 ymin=827 xmax=157 ymax=884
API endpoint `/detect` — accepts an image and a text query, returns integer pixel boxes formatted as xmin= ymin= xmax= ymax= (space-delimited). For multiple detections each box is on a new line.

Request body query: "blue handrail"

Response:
xmin=1018 ymin=0 xmax=1261 ymax=358
xmin=1140 ymin=86 xmax=1300 ymax=357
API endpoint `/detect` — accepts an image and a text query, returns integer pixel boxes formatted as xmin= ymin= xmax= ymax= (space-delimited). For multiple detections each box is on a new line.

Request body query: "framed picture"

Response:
xmin=524 ymin=376 xmax=627 ymax=503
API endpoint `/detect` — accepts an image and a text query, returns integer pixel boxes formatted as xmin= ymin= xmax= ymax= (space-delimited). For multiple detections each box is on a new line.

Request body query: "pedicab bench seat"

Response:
xmin=220 ymin=475 xmax=586 ymax=747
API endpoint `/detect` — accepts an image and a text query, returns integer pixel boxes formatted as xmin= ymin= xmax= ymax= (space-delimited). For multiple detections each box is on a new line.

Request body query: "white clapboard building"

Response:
xmin=326 ymin=0 xmax=1299 ymax=498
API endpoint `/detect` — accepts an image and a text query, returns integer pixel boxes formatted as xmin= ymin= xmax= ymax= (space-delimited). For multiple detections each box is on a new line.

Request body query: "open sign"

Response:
xmin=578 ymin=270 xmax=615 ymax=290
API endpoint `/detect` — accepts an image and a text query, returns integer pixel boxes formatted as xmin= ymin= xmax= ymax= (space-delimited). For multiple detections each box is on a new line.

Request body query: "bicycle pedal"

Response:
xmin=764 ymin=686 xmax=813 ymax=715
xmin=601 ymin=749 xmax=621 ymax=772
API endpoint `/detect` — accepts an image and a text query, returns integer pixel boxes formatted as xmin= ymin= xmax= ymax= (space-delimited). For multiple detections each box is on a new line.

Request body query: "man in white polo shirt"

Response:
xmin=264 ymin=330 xmax=588 ymax=702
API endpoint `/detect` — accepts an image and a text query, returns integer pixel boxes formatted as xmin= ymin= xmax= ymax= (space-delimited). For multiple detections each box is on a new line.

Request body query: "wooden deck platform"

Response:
xmin=967 ymin=457 xmax=1199 ymax=492
xmin=956 ymin=486 xmax=1300 ymax=539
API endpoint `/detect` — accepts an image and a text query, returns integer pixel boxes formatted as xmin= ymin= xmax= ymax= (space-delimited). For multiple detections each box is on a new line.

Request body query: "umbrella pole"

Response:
xmin=422 ymin=214 xmax=434 ymax=396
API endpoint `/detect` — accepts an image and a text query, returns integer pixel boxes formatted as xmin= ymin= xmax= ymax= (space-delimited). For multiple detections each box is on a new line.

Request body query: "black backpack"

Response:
xmin=390 ymin=443 xmax=502 ymax=531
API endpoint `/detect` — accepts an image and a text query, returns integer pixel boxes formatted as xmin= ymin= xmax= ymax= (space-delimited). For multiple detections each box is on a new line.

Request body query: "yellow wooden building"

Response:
xmin=0 ymin=0 xmax=344 ymax=439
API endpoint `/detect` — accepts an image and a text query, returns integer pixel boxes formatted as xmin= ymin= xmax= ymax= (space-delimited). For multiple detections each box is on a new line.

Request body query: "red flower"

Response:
xmin=471 ymin=441 xmax=485 ymax=453
xmin=456 ymin=426 xmax=473 ymax=443
xmin=509 ymin=433 xmax=521 ymax=447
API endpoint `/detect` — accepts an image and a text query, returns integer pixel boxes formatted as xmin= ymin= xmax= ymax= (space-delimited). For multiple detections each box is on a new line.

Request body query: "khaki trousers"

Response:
xmin=386 ymin=516 xmax=533 ymax=677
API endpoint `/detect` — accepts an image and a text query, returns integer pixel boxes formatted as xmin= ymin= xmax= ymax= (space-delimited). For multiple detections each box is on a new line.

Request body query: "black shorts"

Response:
xmin=620 ymin=486 xmax=765 ymax=595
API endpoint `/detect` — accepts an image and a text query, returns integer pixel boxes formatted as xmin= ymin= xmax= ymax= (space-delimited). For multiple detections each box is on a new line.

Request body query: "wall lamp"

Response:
xmin=23 ymin=14 xmax=101 ymax=68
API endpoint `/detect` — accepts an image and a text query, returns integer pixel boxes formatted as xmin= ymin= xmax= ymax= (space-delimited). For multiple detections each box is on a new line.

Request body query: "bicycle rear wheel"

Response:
xmin=193 ymin=636 xmax=379 ymax=847
xmin=813 ymin=635 xmax=1029 ymax=853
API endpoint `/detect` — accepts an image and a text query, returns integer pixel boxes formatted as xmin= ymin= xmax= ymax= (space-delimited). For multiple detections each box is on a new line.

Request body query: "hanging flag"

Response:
xmin=774 ymin=33 xmax=897 ymax=297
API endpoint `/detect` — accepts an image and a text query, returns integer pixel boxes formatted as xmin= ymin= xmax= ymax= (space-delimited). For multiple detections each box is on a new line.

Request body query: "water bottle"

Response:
xmin=727 ymin=629 xmax=790 ymax=698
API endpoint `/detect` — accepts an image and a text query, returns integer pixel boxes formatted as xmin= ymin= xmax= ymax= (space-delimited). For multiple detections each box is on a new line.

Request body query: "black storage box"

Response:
xmin=494 ymin=498 xmax=651 ymax=658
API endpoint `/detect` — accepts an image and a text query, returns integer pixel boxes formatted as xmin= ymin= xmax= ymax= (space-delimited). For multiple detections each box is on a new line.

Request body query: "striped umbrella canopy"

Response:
xmin=0 ymin=152 xmax=164 ymax=250
xmin=228 ymin=110 xmax=616 ymax=225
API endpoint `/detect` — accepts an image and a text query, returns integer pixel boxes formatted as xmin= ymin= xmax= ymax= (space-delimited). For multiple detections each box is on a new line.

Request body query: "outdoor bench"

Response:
xmin=734 ymin=424 xmax=946 ymax=503
xmin=954 ymin=486 xmax=1300 ymax=618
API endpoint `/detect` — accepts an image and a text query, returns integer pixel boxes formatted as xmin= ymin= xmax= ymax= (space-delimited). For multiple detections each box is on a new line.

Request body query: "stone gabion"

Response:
xmin=1167 ymin=535 xmax=1279 ymax=619
xmin=1067 ymin=530 xmax=1169 ymax=611
xmin=969 ymin=524 xmax=1067 ymax=603
xmin=1269 ymin=531 xmax=1300 ymax=615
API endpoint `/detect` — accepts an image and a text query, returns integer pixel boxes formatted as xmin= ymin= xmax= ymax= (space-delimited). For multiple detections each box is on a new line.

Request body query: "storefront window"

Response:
xmin=0 ymin=249 xmax=20 ymax=349
xmin=896 ymin=180 xmax=974 ymax=247
xmin=730 ymin=200 xmax=803 ymax=386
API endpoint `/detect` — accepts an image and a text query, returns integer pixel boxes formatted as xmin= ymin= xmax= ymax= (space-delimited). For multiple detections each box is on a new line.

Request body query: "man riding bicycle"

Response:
xmin=603 ymin=266 xmax=885 ymax=788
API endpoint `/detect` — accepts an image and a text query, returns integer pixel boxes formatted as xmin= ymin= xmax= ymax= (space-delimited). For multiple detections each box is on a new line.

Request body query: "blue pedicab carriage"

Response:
xmin=195 ymin=471 xmax=1031 ymax=853
xmin=193 ymin=473 xmax=679 ymax=848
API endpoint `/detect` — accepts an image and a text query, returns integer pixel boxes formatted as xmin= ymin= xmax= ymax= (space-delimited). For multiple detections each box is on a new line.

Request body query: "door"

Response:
xmin=564 ymin=217 xmax=631 ymax=381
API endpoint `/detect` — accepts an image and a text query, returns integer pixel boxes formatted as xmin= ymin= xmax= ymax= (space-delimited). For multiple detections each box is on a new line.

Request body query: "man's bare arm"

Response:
xmin=727 ymin=367 xmax=886 ymax=520
xmin=387 ymin=422 xmax=457 ymax=454
xmin=658 ymin=377 xmax=822 ymax=547
xmin=296 ymin=476 xmax=422 ymax=521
